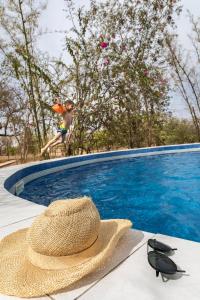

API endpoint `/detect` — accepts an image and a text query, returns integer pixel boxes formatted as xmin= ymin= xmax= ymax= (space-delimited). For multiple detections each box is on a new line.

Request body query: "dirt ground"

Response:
xmin=0 ymin=147 xmax=129 ymax=167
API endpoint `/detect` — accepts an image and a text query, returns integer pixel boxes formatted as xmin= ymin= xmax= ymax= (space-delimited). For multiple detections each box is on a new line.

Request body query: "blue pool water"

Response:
xmin=20 ymin=152 xmax=200 ymax=242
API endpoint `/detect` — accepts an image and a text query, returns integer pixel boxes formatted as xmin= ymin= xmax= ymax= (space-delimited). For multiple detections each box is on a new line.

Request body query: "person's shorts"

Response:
xmin=57 ymin=127 xmax=68 ymax=142
xmin=57 ymin=127 xmax=68 ymax=134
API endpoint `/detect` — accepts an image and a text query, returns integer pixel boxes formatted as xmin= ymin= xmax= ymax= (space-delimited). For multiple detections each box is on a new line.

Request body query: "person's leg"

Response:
xmin=41 ymin=132 xmax=61 ymax=155
xmin=46 ymin=132 xmax=67 ymax=153
xmin=48 ymin=139 xmax=63 ymax=150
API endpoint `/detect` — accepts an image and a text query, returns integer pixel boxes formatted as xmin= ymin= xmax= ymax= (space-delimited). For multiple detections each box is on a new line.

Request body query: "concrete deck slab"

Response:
xmin=0 ymin=198 xmax=45 ymax=228
xmin=0 ymin=217 xmax=36 ymax=236
xmin=51 ymin=229 xmax=154 ymax=300
xmin=79 ymin=234 xmax=200 ymax=300
xmin=0 ymin=164 xmax=45 ymax=228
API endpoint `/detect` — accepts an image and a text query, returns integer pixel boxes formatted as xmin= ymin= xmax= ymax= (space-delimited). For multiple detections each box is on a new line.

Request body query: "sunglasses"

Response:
xmin=147 ymin=239 xmax=186 ymax=278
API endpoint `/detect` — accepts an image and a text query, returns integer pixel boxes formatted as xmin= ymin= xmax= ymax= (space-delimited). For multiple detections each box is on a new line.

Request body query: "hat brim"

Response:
xmin=0 ymin=219 xmax=131 ymax=298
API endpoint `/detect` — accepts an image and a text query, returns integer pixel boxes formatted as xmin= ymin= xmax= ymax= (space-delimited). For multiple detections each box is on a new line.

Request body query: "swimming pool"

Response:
xmin=19 ymin=151 xmax=200 ymax=243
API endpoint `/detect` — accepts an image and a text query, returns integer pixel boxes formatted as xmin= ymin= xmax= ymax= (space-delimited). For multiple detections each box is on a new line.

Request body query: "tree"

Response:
xmin=167 ymin=13 xmax=200 ymax=140
xmin=160 ymin=117 xmax=198 ymax=144
xmin=59 ymin=0 xmax=181 ymax=152
xmin=1 ymin=0 xmax=192 ymax=161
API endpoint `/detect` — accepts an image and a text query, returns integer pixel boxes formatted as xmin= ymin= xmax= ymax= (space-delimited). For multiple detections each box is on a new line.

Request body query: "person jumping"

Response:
xmin=40 ymin=99 xmax=75 ymax=156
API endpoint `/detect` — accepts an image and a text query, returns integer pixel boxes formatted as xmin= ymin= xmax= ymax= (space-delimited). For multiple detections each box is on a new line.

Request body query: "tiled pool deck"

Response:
xmin=0 ymin=144 xmax=200 ymax=300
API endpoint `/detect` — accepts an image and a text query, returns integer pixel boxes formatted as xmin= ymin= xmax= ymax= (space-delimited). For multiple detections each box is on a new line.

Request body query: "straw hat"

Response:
xmin=0 ymin=197 xmax=132 ymax=298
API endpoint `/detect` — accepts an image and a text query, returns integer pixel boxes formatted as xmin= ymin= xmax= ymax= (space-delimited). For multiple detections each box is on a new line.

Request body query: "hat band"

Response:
xmin=27 ymin=235 xmax=100 ymax=270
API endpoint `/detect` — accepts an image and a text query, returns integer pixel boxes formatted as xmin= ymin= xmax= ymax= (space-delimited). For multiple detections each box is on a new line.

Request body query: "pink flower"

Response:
xmin=144 ymin=70 xmax=148 ymax=76
xmin=100 ymin=42 xmax=109 ymax=49
xmin=121 ymin=44 xmax=127 ymax=50
xmin=160 ymin=79 xmax=167 ymax=85
xmin=103 ymin=57 xmax=110 ymax=65
xmin=106 ymin=35 xmax=111 ymax=41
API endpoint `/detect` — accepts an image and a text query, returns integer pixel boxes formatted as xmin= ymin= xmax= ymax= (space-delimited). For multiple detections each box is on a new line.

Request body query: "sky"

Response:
xmin=37 ymin=0 xmax=200 ymax=119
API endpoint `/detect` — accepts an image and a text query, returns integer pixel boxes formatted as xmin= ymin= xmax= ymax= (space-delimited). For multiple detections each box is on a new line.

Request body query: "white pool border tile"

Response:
xmin=78 ymin=234 xmax=200 ymax=300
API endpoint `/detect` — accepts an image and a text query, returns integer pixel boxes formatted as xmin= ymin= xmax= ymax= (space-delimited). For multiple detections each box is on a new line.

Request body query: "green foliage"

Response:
xmin=160 ymin=118 xmax=198 ymax=145
xmin=63 ymin=0 xmax=181 ymax=151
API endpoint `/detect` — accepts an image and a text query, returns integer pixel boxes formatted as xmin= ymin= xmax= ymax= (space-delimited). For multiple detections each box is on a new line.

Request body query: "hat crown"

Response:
xmin=27 ymin=197 xmax=100 ymax=256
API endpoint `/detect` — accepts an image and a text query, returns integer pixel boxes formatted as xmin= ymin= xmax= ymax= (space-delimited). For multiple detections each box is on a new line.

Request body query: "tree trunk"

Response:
xmin=18 ymin=0 xmax=42 ymax=150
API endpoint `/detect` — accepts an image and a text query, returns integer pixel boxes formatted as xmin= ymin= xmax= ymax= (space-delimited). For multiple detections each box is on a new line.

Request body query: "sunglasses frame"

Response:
xmin=148 ymin=239 xmax=177 ymax=253
xmin=147 ymin=239 xmax=185 ymax=278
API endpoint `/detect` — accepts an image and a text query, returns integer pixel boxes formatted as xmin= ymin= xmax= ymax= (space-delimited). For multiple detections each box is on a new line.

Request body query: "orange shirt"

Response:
xmin=52 ymin=104 xmax=66 ymax=114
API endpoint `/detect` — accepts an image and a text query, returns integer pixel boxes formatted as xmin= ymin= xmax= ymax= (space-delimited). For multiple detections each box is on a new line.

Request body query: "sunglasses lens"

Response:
xmin=148 ymin=239 xmax=172 ymax=253
xmin=148 ymin=251 xmax=177 ymax=275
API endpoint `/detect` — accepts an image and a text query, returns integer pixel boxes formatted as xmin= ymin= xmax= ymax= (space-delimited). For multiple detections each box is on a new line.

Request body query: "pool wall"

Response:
xmin=2 ymin=143 xmax=200 ymax=197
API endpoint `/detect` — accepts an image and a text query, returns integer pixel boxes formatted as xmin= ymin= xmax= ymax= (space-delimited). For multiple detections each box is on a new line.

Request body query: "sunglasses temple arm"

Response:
xmin=177 ymin=270 xmax=186 ymax=273
xmin=172 ymin=248 xmax=178 ymax=251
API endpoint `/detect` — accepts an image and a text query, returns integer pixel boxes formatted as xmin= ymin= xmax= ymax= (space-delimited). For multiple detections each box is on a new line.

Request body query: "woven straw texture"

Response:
xmin=0 ymin=197 xmax=132 ymax=298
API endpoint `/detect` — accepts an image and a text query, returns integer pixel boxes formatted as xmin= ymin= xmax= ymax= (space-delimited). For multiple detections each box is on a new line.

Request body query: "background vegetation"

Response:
xmin=0 ymin=0 xmax=199 ymax=162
